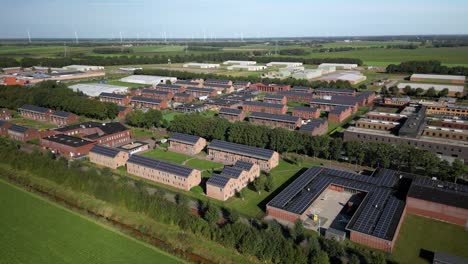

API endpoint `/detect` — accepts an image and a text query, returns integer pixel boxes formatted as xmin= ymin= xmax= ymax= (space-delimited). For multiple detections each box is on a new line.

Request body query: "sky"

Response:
xmin=1 ymin=0 xmax=467 ymax=39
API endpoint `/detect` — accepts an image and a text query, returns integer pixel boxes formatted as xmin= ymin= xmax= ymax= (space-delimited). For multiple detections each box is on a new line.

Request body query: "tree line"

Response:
xmin=381 ymin=86 xmax=455 ymax=98
xmin=169 ymin=114 xmax=465 ymax=183
xmin=0 ymin=138 xmax=389 ymax=264
xmin=0 ymin=81 xmax=118 ymax=119
xmin=92 ymin=47 xmax=134 ymax=54
xmin=386 ymin=60 xmax=468 ymax=76
xmin=135 ymin=68 xmax=354 ymax=89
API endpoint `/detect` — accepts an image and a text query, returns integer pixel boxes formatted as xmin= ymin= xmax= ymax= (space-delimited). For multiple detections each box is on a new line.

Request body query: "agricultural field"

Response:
xmin=0 ymin=179 xmax=184 ymax=264
xmin=393 ymin=214 xmax=468 ymax=264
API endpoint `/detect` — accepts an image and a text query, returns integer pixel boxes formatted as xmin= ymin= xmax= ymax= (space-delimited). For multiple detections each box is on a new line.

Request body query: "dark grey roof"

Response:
xmin=221 ymin=166 xmax=244 ymax=179
xmin=203 ymin=83 xmax=232 ymax=89
xmin=51 ymin=111 xmax=73 ymax=118
xmin=398 ymin=106 xmax=426 ymax=138
xmin=205 ymin=79 xmax=231 ymax=84
xmin=264 ymin=94 xmax=285 ymax=100
xmin=174 ymin=93 xmax=192 ymax=97
xmin=315 ymin=88 xmax=355 ymax=94
xmin=55 ymin=122 xmax=128 ymax=136
xmin=233 ymin=81 xmax=250 ymax=85
xmin=291 ymin=86 xmax=312 ymax=92
xmin=433 ymin=252 xmax=468 ymax=264
xmin=127 ymin=155 xmax=194 ymax=178
xmin=206 ymin=99 xmax=240 ymax=107
xmin=329 ymin=105 xmax=351 ymax=115
xmin=117 ymin=106 xmax=130 ymax=112
xmin=208 ymin=139 xmax=275 ymax=160
xmin=250 ymin=112 xmax=300 ymax=123
xmin=206 ymin=174 xmax=231 ymax=188
xmin=278 ymin=91 xmax=314 ymax=97
xmin=300 ymin=119 xmax=327 ymax=131
xmin=155 ymin=84 xmax=182 ymax=89
xmin=409 ymin=176 xmax=468 ymax=209
xmin=8 ymin=124 xmax=29 ymax=133
xmin=99 ymin=92 xmax=127 ymax=99
xmin=43 ymin=134 xmax=94 ymax=147
xmin=142 ymin=89 xmax=170 ymax=95
xmin=219 ymin=108 xmax=243 ymax=116
xmin=169 ymin=132 xmax=202 ymax=145
xmin=185 ymin=87 xmax=216 ymax=93
xmin=130 ymin=96 xmax=163 ymax=104
xmin=243 ymin=101 xmax=285 ymax=109
xmin=267 ymin=166 xmax=403 ymax=241
xmin=293 ymin=106 xmax=318 ymax=112
xmin=90 ymin=145 xmax=121 ymax=158
xmin=234 ymin=160 xmax=254 ymax=171
xmin=175 ymin=80 xmax=198 ymax=85
xmin=19 ymin=104 xmax=50 ymax=114
xmin=311 ymin=96 xmax=359 ymax=107
xmin=0 ymin=120 xmax=9 ymax=127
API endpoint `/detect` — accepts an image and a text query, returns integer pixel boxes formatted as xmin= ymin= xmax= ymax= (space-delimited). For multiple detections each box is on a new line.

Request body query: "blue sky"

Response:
xmin=1 ymin=0 xmax=467 ymax=38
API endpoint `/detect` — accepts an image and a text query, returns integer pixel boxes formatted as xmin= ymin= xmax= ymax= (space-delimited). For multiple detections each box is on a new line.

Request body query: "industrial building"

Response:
xmin=207 ymin=139 xmax=279 ymax=171
xmin=319 ymin=71 xmax=367 ymax=85
xmin=168 ymin=132 xmax=207 ymax=155
xmin=249 ymin=112 xmax=302 ymax=130
xmin=227 ymin=65 xmax=267 ymax=71
xmin=183 ymin=63 xmax=220 ymax=69
xmin=266 ymin=62 xmax=303 ymax=67
xmin=120 ymin=75 xmax=177 ymax=86
xmin=40 ymin=134 xmax=96 ymax=159
xmin=89 ymin=145 xmax=130 ymax=169
xmin=318 ymin=63 xmax=358 ymax=70
xmin=126 ymin=155 xmax=201 ymax=191
xmin=397 ymin=83 xmax=464 ymax=96
xmin=69 ymin=83 xmax=129 ymax=97
xmin=223 ymin=60 xmax=257 ymax=65
xmin=410 ymin=74 xmax=466 ymax=84
xmin=63 ymin=65 xmax=104 ymax=72
xmin=292 ymin=69 xmax=323 ymax=80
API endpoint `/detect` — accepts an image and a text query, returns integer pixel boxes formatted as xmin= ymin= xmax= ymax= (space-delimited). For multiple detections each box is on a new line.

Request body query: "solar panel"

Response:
xmin=19 ymin=104 xmax=50 ymax=113
xmin=131 ymin=96 xmax=163 ymax=104
xmin=90 ymin=145 xmax=120 ymax=158
xmin=219 ymin=108 xmax=242 ymax=115
xmin=99 ymin=92 xmax=127 ymax=99
xmin=221 ymin=166 xmax=244 ymax=179
xmin=413 ymin=176 xmax=468 ymax=193
xmin=234 ymin=160 xmax=254 ymax=171
xmin=169 ymin=132 xmax=201 ymax=145
xmin=206 ymin=174 xmax=231 ymax=188
xmin=128 ymin=155 xmax=194 ymax=178
xmin=372 ymin=196 xmax=404 ymax=239
xmin=208 ymin=140 xmax=275 ymax=160
xmin=250 ymin=112 xmax=300 ymax=123
xmin=243 ymin=101 xmax=284 ymax=109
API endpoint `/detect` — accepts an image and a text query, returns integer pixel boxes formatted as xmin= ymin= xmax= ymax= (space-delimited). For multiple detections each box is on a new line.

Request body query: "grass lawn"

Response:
xmin=185 ymin=158 xmax=223 ymax=171
xmin=142 ymin=148 xmax=190 ymax=164
xmin=374 ymin=107 xmax=399 ymax=113
xmin=0 ymin=179 xmax=184 ymax=264
xmin=163 ymin=111 xmax=183 ymax=122
xmin=11 ymin=118 xmax=57 ymax=130
xmin=131 ymin=127 xmax=155 ymax=138
xmin=393 ymin=214 xmax=468 ymax=264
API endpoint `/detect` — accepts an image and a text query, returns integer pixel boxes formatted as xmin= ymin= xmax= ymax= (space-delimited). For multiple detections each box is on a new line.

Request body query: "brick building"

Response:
xmin=0 ymin=109 xmax=12 ymax=120
xmin=233 ymin=81 xmax=251 ymax=89
xmin=141 ymin=89 xmax=173 ymax=101
xmin=249 ymin=112 xmax=301 ymax=130
xmin=185 ymin=87 xmax=217 ymax=98
xmin=117 ymin=106 xmax=132 ymax=119
xmin=310 ymin=96 xmax=359 ymax=112
xmin=263 ymin=94 xmax=287 ymax=105
xmin=173 ymin=93 xmax=194 ymax=103
xmin=207 ymin=139 xmax=279 ymax=171
xmin=18 ymin=105 xmax=53 ymax=122
xmin=126 ymin=155 xmax=201 ymax=191
xmin=175 ymin=104 xmax=207 ymax=113
xmin=130 ymin=96 xmax=167 ymax=110
xmin=53 ymin=122 xmax=131 ymax=147
xmin=291 ymin=86 xmax=313 ymax=93
xmin=0 ymin=120 xmax=12 ymax=136
xmin=356 ymin=119 xmax=400 ymax=131
xmin=356 ymin=91 xmax=376 ymax=107
xmin=49 ymin=111 xmax=78 ymax=126
xmin=365 ymin=112 xmax=406 ymax=122
xmin=99 ymin=92 xmax=130 ymax=105
xmin=203 ymin=83 xmax=234 ymax=94
xmin=89 ymin=145 xmax=130 ymax=169
xmin=383 ymin=97 xmax=410 ymax=107
xmin=168 ymin=132 xmax=207 ymax=155
xmin=249 ymin=83 xmax=291 ymax=92
xmin=292 ymin=106 xmax=320 ymax=120
xmin=426 ymin=104 xmax=468 ymax=118
xmin=206 ymin=160 xmax=260 ymax=201
xmin=154 ymin=84 xmax=185 ymax=93
xmin=314 ymin=88 xmax=356 ymax=97
xmin=40 ymin=134 xmax=96 ymax=159
xmin=422 ymin=126 xmax=468 ymax=141
xmin=242 ymin=101 xmax=287 ymax=115
xmin=204 ymin=79 xmax=232 ymax=86
xmin=2 ymin=76 xmax=26 ymax=86
xmin=278 ymin=91 xmax=315 ymax=103
xmin=7 ymin=124 xmax=40 ymax=142
xmin=328 ymin=106 xmax=353 ymax=123
xmin=218 ymin=108 xmax=246 ymax=122
xmin=174 ymin=80 xmax=201 ymax=88
xmin=299 ymin=119 xmax=328 ymax=135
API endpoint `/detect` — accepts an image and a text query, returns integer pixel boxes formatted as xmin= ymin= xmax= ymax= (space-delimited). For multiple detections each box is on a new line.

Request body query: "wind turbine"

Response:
xmin=74 ymin=31 xmax=79 ymax=44
xmin=27 ymin=30 xmax=31 ymax=44
xmin=119 ymin=31 xmax=123 ymax=44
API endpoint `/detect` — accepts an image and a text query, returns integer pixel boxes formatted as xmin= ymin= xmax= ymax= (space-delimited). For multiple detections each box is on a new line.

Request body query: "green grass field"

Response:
xmin=0 ymin=179 xmax=184 ymax=264
xmin=141 ymin=149 xmax=223 ymax=171
xmin=11 ymin=117 xmax=57 ymax=130
xmin=393 ymin=214 xmax=468 ymax=264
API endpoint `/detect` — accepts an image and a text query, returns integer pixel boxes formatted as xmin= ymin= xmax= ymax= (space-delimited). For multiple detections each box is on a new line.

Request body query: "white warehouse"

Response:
xmin=318 ymin=63 xmax=358 ymax=70
xmin=227 ymin=65 xmax=267 ymax=71
xmin=183 ymin=63 xmax=220 ymax=69
xmin=69 ymin=83 xmax=129 ymax=97
xmin=266 ymin=62 xmax=303 ymax=67
xmin=63 ymin=65 xmax=105 ymax=71
xmin=119 ymin=75 xmax=177 ymax=86
xmin=223 ymin=60 xmax=257 ymax=65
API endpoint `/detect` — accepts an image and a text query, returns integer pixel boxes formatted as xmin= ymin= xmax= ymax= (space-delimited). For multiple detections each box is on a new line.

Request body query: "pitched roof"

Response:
xmin=206 ymin=174 xmax=231 ymax=188
xmin=51 ymin=111 xmax=74 ymax=118
xmin=221 ymin=166 xmax=245 ymax=179
xmin=234 ymin=160 xmax=255 ymax=171
xmin=219 ymin=108 xmax=243 ymax=116
xmin=208 ymin=139 xmax=275 ymax=160
xmin=130 ymin=96 xmax=163 ymax=104
xmin=19 ymin=104 xmax=50 ymax=114
xmin=250 ymin=112 xmax=300 ymax=123
xmin=90 ymin=145 xmax=121 ymax=158
xmin=8 ymin=124 xmax=30 ymax=133
xmin=315 ymin=88 xmax=355 ymax=94
xmin=293 ymin=106 xmax=319 ymax=113
xmin=127 ymin=155 xmax=195 ymax=178
xmin=243 ymin=101 xmax=285 ymax=109
xmin=300 ymin=119 xmax=327 ymax=131
xmin=99 ymin=92 xmax=127 ymax=99
xmin=169 ymin=132 xmax=202 ymax=145
xmin=264 ymin=94 xmax=285 ymax=100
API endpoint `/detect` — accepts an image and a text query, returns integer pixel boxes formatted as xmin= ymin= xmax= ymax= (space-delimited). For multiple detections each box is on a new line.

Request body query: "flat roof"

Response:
xmin=397 ymin=83 xmax=464 ymax=92
xmin=411 ymin=74 xmax=466 ymax=81
xmin=43 ymin=134 xmax=94 ymax=148
xmin=208 ymin=139 xmax=275 ymax=160
xmin=250 ymin=112 xmax=300 ymax=123
xmin=120 ymin=75 xmax=177 ymax=85
xmin=69 ymin=83 xmax=129 ymax=97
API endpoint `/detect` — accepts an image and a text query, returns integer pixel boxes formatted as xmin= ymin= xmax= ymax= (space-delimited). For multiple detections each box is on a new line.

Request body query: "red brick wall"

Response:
xmin=292 ymin=109 xmax=320 ymax=120
xmin=406 ymin=197 xmax=468 ymax=226
xmin=267 ymin=206 xmax=301 ymax=222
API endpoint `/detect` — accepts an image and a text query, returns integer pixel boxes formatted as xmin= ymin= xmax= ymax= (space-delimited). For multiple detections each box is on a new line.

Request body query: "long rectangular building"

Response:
xmin=410 ymin=74 xmax=466 ymax=84
xmin=242 ymin=101 xmax=288 ymax=115
xmin=207 ymin=140 xmax=279 ymax=171
xmin=168 ymin=132 xmax=207 ymax=155
xmin=89 ymin=145 xmax=130 ymax=169
xmin=249 ymin=112 xmax=301 ymax=130
xmin=126 ymin=155 xmax=201 ymax=191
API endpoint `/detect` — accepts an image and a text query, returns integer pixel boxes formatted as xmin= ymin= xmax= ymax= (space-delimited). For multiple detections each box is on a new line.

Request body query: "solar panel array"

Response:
xmin=169 ymin=132 xmax=201 ymax=145
xmin=156 ymin=84 xmax=182 ymax=89
xmin=268 ymin=166 xmax=405 ymax=241
xmin=243 ymin=101 xmax=284 ymax=109
xmin=315 ymin=88 xmax=355 ymax=94
xmin=19 ymin=104 xmax=50 ymax=113
xmin=219 ymin=108 xmax=242 ymax=115
xmin=206 ymin=174 xmax=231 ymax=188
xmin=234 ymin=160 xmax=254 ymax=171
xmin=186 ymin=87 xmax=216 ymax=93
xmin=250 ymin=112 xmax=300 ymax=123
xmin=208 ymin=140 xmax=275 ymax=160
xmin=413 ymin=176 xmax=468 ymax=193
xmin=142 ymin=89 xmax=170 ymax=95
xmin=99 ymin=92 xmax=127 ymax=99
xmin=51 ymin=111 xmax=73 ymax=118
xmin=130 ymin=96 xmax=163 ymax=104
xmin=9 ymin=124 xmax=29 ymax=133
xmin=264 ymin=94 xmax=285 ymax=100
xmin=203 ymin=83 xmax=232 ymax=89
xmin=221 ymin=166 xmax=244 ymax=179
xmin=90 ymin=145 xmax=120 ymax=158
xmin=128 ymin=155 xmax=194 ymax=178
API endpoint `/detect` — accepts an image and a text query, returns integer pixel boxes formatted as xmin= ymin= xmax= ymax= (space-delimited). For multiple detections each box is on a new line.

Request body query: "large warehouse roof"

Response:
xmin=397 ymin=82 xmax=464 ymax=92
xmin=411 ymin=74 xmax=466 ymax=81
xmin=120 ymin=75 xmax=177 ymax=85
xmin=69 ymin=83 xmax=128 ymax=97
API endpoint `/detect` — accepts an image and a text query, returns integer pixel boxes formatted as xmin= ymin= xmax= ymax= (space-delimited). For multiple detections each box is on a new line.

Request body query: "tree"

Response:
xmin=451 ymin=159 xmax=465 ymax=182
xmin=293 ymin=220 xmax=305 ymax=243
xmin=310 ymin=251 xmax=330 ymax=264
xmin=403 ymin=85 xmax=414 ymax=95
xmin=203 ymin=203 xmax=219 ymax=225
xmin=253 ymin=175 xmax=267 ymax=193
xmin=438 ymin=88 xmax=449 ymax=97
xmin=265 ymin=174 xmax=274 ymax=192
xmin=425 ymin=87 xmax=437 ymax=97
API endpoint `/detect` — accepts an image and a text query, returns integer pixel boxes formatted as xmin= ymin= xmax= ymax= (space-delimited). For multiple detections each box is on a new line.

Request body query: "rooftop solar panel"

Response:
xmin=19 ymin=104 xmax=50 ymax=113
xmin=127 ymin=155 xmax=194 ymax=178
xmin=208 ymin=140 xmax=275 ymax=161
xmin=206 ymin=174 xmax=231 ymax=188
xmin=130 ymin=96 xmax=163 ymax=104
xmin=169 ymin=132 xmax=201 ymax=145
xmin=90 ymin=145 xmax=120 ymax=158
xmin=250 ymin=112 xmax=300 ymax=123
